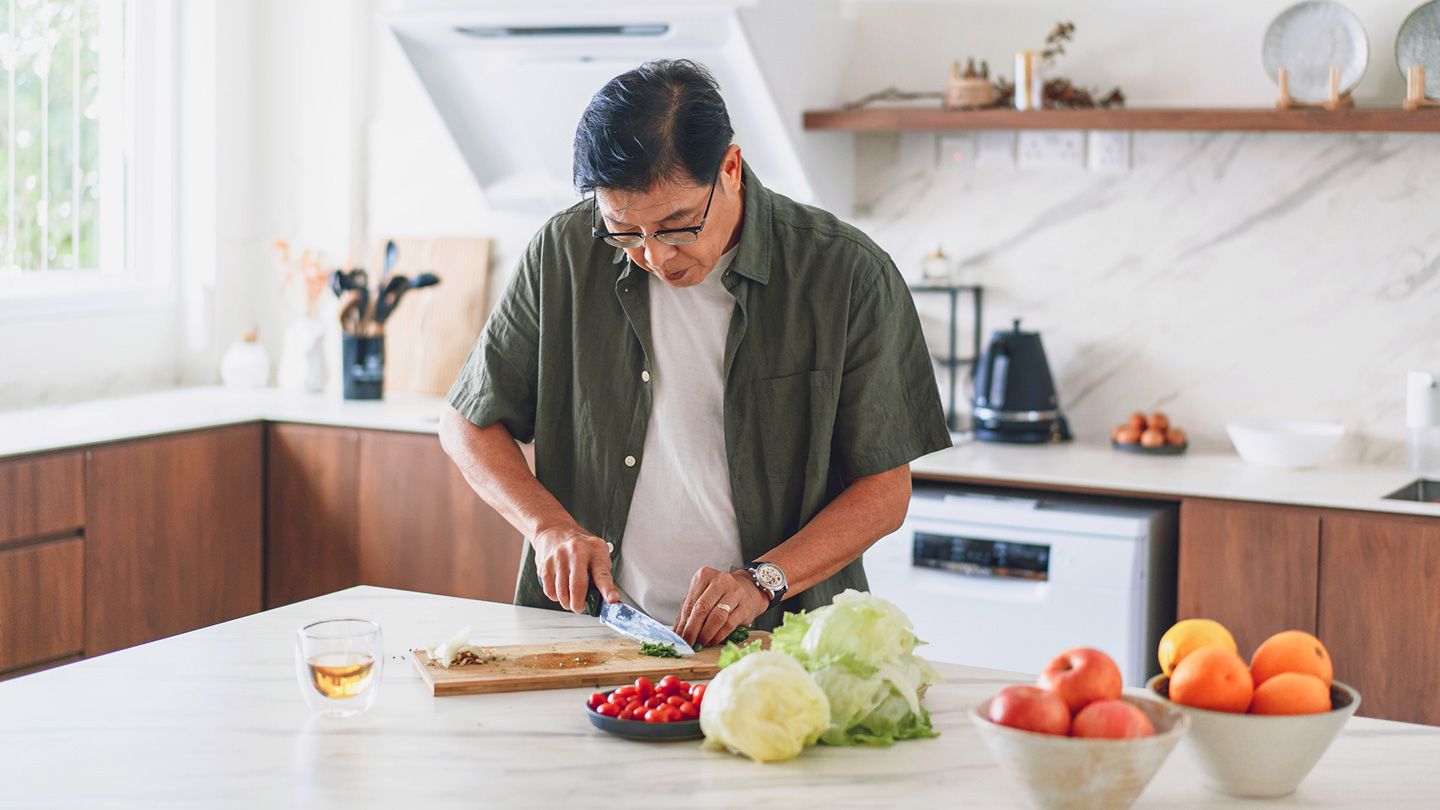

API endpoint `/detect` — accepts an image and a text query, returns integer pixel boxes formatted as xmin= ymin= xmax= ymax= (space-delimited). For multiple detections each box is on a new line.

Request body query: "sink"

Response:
xmin=1383 ymin=479 xmax=1440 ymax=504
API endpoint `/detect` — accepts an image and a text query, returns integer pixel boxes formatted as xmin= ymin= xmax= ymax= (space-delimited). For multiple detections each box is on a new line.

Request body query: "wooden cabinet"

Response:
xmin=0 ymin=452 xmax=84 ymax=545
xmin=1319 ymin=511 xmax=1440 ymax=725
xmin=1178 ymin=498 xmax=1321 ymax=657
xmin=85 ymin=425 xmax=264 ymax=656
xmin=0 ymin=538 xmax=84 ymax=672
xmin=265 ymin=424 xmax=361 ymax=608
xmin=357 ymin=430 xmax=523 ymax=603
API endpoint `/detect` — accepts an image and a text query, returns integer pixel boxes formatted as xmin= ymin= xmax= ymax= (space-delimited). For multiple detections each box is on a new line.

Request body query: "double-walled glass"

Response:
xmin=295 ymin=618 xmax=383 ymax=717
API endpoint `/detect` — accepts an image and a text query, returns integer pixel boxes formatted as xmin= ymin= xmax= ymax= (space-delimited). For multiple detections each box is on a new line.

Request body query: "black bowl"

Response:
xmin=1113 ymin=439 xmax=1187 ymax=456
xmin=585 ymin=702 xmax=703 ymax=741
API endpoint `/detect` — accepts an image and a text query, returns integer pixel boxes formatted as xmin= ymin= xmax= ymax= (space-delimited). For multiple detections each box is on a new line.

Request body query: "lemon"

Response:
xmin=1158 ymin=618 xmax=1237 ymax=677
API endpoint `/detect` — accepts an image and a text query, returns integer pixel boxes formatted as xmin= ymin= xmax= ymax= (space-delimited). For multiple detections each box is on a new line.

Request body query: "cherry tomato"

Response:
xmin=625 ymin=699 xmax=644 ymax=715
xmin=595 ymin=702 xmax=620 ymax=718
xmin=666 ymin=695 xmax=686 ymax=708
xmin=607 ymin=691 xmax=628 ymax=706
xmin=679 ymin=681 xmax=692 ymax=693
xmin=587 ymin=692 xmax=607 ymax=710
xmin=658 ymin=675 xmax=680 ymax=690
xmin=645 ymin=696 xmax=663 ymax=709
xmin=689 ymin=684 xmax=706 ymax=705
xmin=679 ymin=700 xmax=699 ymax=720
xmin=634 ymin=677 xmax=654 ymax=700
xmin=620 ymin=704 xmax=643 ymax=721
xmin=662 ymin=705 xmax=682 ymax=722
xmin=614 ymin=685 xmax=638 ymax=699
xmin=644 ymin=708 xmax=664 ymax=723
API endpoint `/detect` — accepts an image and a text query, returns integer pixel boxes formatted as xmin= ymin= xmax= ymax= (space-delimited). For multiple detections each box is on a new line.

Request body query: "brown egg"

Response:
xmin=1127 ymin=412 xmax=1147 ymax=432
xmin=1140 ymin=428 xmax=1166 ymax=448
xmin=1115 ymin=426 xmax=1142 ymax=445
xmin=1166 ymin=427 xmax=1187 ymax=447
xmin=1148 ymin=412 xmax=1170 ymax=432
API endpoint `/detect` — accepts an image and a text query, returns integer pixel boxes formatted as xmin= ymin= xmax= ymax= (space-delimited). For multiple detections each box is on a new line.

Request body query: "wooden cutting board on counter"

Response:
xmin=410 ymin=633 xmax=769 ymax=696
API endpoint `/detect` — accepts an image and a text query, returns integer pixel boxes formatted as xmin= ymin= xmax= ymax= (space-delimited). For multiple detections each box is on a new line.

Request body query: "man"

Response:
xmin=440 ymin=59 xmax=949 ymax=649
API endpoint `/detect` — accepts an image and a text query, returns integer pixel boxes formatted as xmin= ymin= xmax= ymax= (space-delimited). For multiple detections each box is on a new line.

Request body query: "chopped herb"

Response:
xmin=639 ymin=641 xmax=681 ymax=658
xmin=726 ymin=626 xmax=751 ymax=644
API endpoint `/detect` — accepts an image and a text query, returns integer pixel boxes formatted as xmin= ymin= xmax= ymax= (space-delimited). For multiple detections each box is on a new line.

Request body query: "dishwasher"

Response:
xmin=863 ymin=484 xmax=1178 ymax=686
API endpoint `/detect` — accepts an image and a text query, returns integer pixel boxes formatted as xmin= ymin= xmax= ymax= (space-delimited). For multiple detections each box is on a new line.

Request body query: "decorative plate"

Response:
xmin=1397 ymin=0 xmax=1440 ymax=99
xmin=1112 ymin=440 xmax=1188 ymax=457
xmin=585 ymin=702 xmax=704 ymax=741
xmin=1263 ymin=0 xmax=1369 ymax=103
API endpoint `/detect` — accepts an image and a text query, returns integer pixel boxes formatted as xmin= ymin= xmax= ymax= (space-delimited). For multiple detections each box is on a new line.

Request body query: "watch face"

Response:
xmin=755 ymin=562 xmax=786 ymax=591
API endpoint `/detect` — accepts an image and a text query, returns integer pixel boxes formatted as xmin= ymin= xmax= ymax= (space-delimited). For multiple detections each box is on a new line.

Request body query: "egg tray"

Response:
xmin=1112 ymin=439 xmax=1188 ymax=456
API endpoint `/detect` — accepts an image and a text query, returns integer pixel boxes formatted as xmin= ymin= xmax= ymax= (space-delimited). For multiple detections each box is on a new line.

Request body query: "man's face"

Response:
xmin=594 ymin=148 xmax=742 ymax=289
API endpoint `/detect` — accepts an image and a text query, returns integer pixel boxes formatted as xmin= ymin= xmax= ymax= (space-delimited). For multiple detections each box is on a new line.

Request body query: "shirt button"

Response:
xmin=606 ymin=542 xmax=615 ymax=554
xmin=641 ymin=370 xmax=651 ymax=382
xmin=624 ymin=455 xmax=637 ymax=467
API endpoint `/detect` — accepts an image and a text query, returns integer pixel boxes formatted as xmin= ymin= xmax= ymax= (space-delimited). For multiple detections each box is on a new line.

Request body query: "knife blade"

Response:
xmin=599 ymin=600 xmax=696 ymax=657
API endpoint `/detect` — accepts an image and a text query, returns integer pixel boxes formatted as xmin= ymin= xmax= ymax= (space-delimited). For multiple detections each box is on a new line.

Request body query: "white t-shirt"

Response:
xmin=615 ymin=247 xmax=743 ymax=624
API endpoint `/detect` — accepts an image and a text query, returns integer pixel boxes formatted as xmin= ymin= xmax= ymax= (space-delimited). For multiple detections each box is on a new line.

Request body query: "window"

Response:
xmin=0 ymin=0 xmax=174 ymax=312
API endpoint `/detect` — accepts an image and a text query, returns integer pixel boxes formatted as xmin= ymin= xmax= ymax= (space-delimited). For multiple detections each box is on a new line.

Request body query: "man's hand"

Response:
xmin=531 ymin=524 xmax=621 ymax=613
xmin=673 ymin=567 xmax=769 ymax=648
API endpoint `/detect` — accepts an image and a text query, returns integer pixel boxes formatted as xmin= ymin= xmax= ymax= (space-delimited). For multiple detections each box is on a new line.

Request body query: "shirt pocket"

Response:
xmin=756 ymin=369 xmax=835 ymax=486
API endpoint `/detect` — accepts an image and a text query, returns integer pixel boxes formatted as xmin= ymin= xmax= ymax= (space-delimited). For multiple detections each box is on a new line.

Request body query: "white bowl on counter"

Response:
xmin=1226 ymin=420 xmax=1345 ymax=468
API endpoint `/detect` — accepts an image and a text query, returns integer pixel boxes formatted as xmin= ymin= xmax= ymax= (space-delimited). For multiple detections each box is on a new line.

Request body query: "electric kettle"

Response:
xmin=972 ymin=319 xmax=1071 ymax=443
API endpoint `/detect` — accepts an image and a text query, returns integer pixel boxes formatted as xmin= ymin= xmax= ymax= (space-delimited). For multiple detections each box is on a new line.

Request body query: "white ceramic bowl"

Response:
xmin=1148 ymin=675 xmax=1360 ymax=798
xmin=970 ymin=693 xmax=1189 ymax=810
xmin=1226 ymin=420 xmax=1345 ymax=468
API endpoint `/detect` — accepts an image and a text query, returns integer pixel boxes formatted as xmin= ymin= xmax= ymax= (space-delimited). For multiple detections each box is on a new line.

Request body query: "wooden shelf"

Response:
xmin=803 ymin=106 xmax=1440 ymax=133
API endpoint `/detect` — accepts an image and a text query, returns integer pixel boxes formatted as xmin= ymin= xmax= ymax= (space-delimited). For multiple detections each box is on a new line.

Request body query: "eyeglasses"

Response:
xmin=591 ymin=171 xmax=719 ymax=249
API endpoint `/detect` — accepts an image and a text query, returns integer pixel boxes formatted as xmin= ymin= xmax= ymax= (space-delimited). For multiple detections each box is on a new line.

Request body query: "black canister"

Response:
xmin=341 ymin=335 xmax=384 ymax=400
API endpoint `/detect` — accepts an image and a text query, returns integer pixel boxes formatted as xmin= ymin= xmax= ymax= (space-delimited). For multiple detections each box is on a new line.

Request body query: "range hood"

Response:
xmin=382 ymin=0 xmax=852 ymax=212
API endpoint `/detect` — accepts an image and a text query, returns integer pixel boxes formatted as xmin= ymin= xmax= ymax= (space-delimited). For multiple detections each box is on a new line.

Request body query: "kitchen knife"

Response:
xmin=599 ymin=600 xmax=696 ymax=657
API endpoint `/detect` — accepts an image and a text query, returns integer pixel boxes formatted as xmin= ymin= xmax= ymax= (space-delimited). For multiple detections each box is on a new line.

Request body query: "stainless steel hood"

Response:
xmin=382 ymin=0 xmax=852 ymax=212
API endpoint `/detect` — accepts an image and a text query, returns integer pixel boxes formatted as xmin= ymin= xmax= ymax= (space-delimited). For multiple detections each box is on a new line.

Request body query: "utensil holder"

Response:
xmin=342 ymin=334 xmax=384 ymax=400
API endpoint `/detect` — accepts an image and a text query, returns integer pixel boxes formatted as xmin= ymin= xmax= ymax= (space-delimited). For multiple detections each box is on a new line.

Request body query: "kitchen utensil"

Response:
xmin=1263 ymin=1 xmax=1368 ymax=105
xmin=972 ymin=319 xmax=1071 ymax=444
xmin=381 ymin=239 xmax=398 ymax=286
xmin=1112 ymin=439 xmax=1188 ymax=456
xmin=372 ymin=275 xmax=409 ymax=326
xmin=408 ymin=633 xmax=768 ymax=696
xmin=295 ymin=618 xmax=383 ymax=718
xmin=1148 ymin=675 xmax=1359 ymax=799
xmin=372 ymin=237 xmax=489 ymax=396
xmin=1226 ymin=420 xmax=1345 ymax=468
xmin=599 ymin=601 xmax=695 ymax=656
xmin=970 ymin=693 xmax=1188 ymax=810
xmin=1397 ymin=0 xmax=1440 ymax=100
xmin=336 ymin=290 xmax=362 ymax=334
xmin=585 ymin=701 xmax=703 ymax=741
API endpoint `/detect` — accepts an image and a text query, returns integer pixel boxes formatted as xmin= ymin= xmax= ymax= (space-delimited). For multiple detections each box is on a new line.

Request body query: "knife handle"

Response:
xmin=535 ymin=573 xmax=605 ymax=616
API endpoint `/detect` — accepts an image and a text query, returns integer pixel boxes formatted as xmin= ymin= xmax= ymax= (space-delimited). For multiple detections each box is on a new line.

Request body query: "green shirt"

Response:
xmin=447 ymin=163 xmax=951 ymax=629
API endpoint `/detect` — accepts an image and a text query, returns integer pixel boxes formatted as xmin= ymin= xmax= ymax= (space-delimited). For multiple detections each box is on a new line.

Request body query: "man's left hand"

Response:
xmin=673 ymin=567 xmax=769 ymax=648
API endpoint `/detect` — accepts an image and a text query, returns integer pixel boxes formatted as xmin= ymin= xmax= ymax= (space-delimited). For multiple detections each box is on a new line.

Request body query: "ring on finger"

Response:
xmin=716 ymin=603 xmax=733 ymax=613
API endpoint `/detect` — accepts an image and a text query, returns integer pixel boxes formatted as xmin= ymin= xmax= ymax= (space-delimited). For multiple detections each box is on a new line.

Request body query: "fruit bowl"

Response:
xmin=1147 ymin=674 xmax=1360 ymax=798
xmin=970 ymin=693 xmax=1189 ymax=810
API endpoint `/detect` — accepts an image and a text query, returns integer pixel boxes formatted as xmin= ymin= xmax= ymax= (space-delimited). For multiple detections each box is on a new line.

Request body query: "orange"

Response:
xmin=1249 ymin=672 xmax=1332 ymax=716
xmin=1250 ymin=630 xmax=1333 ymax=687
xmin=1157 ymin=619 xmax=1238 ymax=677
xmin=1169 ymin=646 xmax=1254 ymax=713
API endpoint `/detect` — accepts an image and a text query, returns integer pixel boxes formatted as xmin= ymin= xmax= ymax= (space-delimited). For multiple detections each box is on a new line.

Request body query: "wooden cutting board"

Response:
xmin=371 ymin=237 xmax=492 ymax=397
xmin=410 ymin=633 xmax=769 ymax=696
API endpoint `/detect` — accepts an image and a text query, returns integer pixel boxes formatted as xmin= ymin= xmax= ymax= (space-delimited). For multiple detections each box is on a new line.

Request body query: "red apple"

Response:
xmin=1039 ymin=647 xmax=1123 ymax=714
xmin=1071 ymin=699 xmax=1155 ymax=739
xmin=986 ymin=685 xmax=1071 ymax=736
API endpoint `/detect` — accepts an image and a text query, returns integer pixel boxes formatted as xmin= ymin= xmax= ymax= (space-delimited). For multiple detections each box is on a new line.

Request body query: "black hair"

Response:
xmin=572 ymin=59 xmax=734 ymax=194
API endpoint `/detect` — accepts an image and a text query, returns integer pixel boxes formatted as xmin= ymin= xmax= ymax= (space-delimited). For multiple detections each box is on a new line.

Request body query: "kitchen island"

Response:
xmin=0 ymin=586 xmax=1435 ymax=808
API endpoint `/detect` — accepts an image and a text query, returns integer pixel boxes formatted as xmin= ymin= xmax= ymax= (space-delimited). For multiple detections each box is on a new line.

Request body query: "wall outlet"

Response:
xmin=938 ymin=133 xmax=975 ymax=166
xmin=1087 ymin=130 xmax=1131 ymax=171
xmin=1017 ymin=129 xmax=1085 ymax=169
xmin=974 ymin=130 xmax=1016 ymax=168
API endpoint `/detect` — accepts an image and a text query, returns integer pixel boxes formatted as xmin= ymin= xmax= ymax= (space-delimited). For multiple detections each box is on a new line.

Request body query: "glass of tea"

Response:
xmin=295 ymin=618 xmax=383 ymax=717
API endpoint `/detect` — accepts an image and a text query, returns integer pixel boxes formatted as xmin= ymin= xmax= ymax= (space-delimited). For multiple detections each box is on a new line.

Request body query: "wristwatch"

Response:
xmin=742 ymin=561 xmax=788 ymax=607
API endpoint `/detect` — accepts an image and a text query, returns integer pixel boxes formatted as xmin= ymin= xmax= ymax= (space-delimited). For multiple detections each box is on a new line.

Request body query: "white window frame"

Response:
xmin=0 ymin=0 xmax=177 ymax=321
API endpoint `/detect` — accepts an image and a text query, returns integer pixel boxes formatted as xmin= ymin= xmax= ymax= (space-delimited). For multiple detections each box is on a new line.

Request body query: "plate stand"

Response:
xmin=1275 ymin=67 xmax=1354 ymax=111
xmin=1403 ymin=66 xmax=1440 ymax=112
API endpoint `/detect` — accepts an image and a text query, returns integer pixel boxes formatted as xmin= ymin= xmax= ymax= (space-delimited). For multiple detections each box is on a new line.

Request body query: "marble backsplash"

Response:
xmin=849 ymin=131 xmax=1440 ymax=463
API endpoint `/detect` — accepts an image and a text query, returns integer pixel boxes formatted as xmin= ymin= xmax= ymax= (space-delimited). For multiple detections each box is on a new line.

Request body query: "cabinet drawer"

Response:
xmin=0 ymin=538 xmax=85 ymax=672
xmin=0 ymin=452 xmax=85 ymax=546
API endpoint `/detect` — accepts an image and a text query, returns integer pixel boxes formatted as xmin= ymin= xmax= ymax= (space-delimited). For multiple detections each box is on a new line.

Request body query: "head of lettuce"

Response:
xmin=700 ymin=650 xmax=831 ymax=763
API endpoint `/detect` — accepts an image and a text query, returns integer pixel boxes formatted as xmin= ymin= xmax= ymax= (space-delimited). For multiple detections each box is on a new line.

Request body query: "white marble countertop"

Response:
xmin=0 ymin=586 xmax=1434 ymax=809
xmin=4 ymin=386 xmax=1438 ymax=518
xmin=0 ymin=386 xmax=447 ymax=460
xmin=912 ymin=439 xmax=1440 ymax=518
